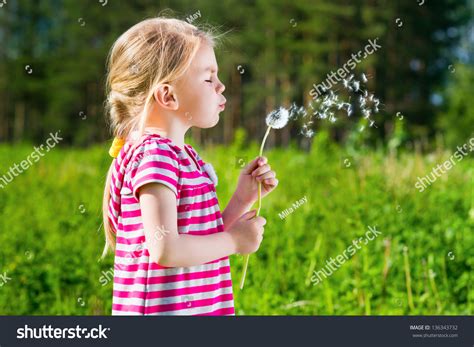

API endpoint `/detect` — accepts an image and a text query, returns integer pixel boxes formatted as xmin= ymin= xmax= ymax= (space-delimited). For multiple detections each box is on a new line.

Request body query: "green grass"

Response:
xmin=0 ymin=135 xmax=472 ymax=315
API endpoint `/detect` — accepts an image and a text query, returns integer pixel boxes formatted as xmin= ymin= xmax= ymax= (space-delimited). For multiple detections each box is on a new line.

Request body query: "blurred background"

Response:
xmin=0 ymin=0 xmax=472 ymax=315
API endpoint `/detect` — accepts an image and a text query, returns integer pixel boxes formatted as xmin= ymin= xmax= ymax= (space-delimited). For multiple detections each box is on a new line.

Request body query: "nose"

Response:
xmin=217 ymin=80 xmax=225 ymax=94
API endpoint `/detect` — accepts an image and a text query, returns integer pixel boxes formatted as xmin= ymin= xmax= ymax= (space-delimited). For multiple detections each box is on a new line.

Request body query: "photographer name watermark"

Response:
xmin=278 ymin=195 xmax=307 ymax=219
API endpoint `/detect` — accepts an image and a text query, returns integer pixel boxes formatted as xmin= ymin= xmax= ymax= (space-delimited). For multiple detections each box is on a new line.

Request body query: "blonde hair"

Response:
xmin=101 ymin=17 xmax=217 ymax=259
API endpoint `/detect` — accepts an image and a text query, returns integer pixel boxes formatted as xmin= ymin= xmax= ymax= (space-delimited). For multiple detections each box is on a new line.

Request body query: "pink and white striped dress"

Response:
xmin=108 ymin=132 xmax=235 ymax=315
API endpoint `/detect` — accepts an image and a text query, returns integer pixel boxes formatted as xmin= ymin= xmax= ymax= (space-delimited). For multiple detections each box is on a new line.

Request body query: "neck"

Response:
xmin=144 ymin=110 xmax=190 ymax=150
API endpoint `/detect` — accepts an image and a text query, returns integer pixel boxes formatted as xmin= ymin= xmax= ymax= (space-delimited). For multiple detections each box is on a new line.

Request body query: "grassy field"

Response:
xmin=0 ymin=132 xmax=472 ymax=315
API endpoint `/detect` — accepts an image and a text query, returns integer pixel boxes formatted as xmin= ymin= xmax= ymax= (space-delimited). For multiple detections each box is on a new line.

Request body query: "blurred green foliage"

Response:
xmin=0 ymin=139 xmax=472 ymax=315
xmin=0 ymin=0 xmax=471 ymax=148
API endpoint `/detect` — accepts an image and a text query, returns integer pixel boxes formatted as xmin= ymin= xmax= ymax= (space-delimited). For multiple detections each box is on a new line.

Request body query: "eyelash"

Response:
xmin=205 ymin=79 xmax=213 ymax=83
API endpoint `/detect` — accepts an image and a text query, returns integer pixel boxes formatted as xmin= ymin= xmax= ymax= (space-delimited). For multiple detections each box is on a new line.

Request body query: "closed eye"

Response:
xmin=205 ymin=79 xmax=213 ymax=83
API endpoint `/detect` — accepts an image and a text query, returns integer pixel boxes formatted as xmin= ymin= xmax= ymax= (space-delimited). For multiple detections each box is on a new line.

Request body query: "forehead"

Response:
xmin=189 ymin=42 xmax=218 ymax=73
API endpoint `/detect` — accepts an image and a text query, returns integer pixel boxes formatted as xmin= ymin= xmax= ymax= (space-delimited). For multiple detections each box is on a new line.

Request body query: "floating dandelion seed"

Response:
xmin=352 ymin=80 xmax=360 ymax=92
xmin=322 ymin=99 xmax=332 ymax=108
xmin=302 ymin=128 xmax=314 ymax=137
xmin=267 ymin=71 xmax=382 ymax=168
xmin=346 ymin=105 xmax=353 ymax=116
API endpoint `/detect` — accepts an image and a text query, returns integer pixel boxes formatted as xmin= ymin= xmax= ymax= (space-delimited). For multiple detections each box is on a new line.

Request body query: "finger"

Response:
xmin=252 ymin=164 xmax=271 ymax=177
xmin=263 ymin=178 xmax=278 ymax=186
xmin=242 ymin=156 xmax=267 ymax=175
xmin=256 ymin=170 xmax=275 ymax=182
xmin=241 ymin=209 xmax=257 ymax=220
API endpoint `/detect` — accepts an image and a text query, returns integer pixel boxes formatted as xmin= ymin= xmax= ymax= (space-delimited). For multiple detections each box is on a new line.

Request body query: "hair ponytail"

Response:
xmin=101 ymin=163 xmax=115 ymax=259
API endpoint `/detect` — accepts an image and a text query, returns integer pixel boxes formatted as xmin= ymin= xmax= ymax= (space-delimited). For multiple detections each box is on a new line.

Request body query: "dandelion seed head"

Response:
xmin=266 ymin=107 xmax=289 ymax=129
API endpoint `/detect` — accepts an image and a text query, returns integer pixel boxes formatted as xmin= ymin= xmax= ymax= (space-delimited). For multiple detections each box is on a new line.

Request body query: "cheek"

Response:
xmin=196 ymin=88 xmax=215 ymax=108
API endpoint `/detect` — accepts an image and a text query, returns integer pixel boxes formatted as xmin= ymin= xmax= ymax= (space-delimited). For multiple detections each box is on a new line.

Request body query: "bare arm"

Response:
xmin=139 ymin=183 xmax=237 ymax=268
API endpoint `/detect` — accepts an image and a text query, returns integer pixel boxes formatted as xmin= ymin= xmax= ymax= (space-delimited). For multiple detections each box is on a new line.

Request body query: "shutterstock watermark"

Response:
xmin=17 ymin=324 xmax=110 ymax=339
xmin=415 ymin=136 xmax=474 ymax=192
xmin=99 ymin=225 xmax=171 ymax=286
xmin=0 ymin=131 xmax=63 ymax=189
xmin=309 ymin=37 xmax=382 ymax=99
xmin=311 ymin=226 xmax=382 ymax=286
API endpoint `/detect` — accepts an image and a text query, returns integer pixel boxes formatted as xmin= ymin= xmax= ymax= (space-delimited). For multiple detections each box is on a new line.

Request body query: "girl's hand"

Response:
xmin=228 ymin=210 xmax=266 ymax=255
xmin=234 ymin=156 xmax=279 ymax=206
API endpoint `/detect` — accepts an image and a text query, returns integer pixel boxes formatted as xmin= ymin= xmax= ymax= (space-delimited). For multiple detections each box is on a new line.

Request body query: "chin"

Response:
xmin=202 ymin=114 xmax=220 ymax=128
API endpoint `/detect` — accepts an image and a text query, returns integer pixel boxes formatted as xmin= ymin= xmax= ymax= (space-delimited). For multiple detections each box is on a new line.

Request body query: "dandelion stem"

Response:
xmin=240 ymin=125 xmax=272 ymax=290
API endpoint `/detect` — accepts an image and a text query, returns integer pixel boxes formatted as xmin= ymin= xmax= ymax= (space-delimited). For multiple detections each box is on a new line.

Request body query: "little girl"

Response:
xmin=101 ymin=17 xmax=278 ymax=315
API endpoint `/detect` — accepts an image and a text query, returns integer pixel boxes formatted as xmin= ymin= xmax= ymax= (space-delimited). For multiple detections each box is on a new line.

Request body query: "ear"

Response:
xmin=153 ymin=84 xmax=179 ymax=110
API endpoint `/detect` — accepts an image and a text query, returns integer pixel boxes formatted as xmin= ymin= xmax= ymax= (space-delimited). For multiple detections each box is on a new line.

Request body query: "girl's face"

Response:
xmin=174 ymin=42 xmax=226 ymax=128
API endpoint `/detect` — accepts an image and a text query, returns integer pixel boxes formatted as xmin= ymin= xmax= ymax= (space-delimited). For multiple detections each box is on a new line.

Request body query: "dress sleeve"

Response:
xmin=130 ymin=140 xmax=180 ymax=200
